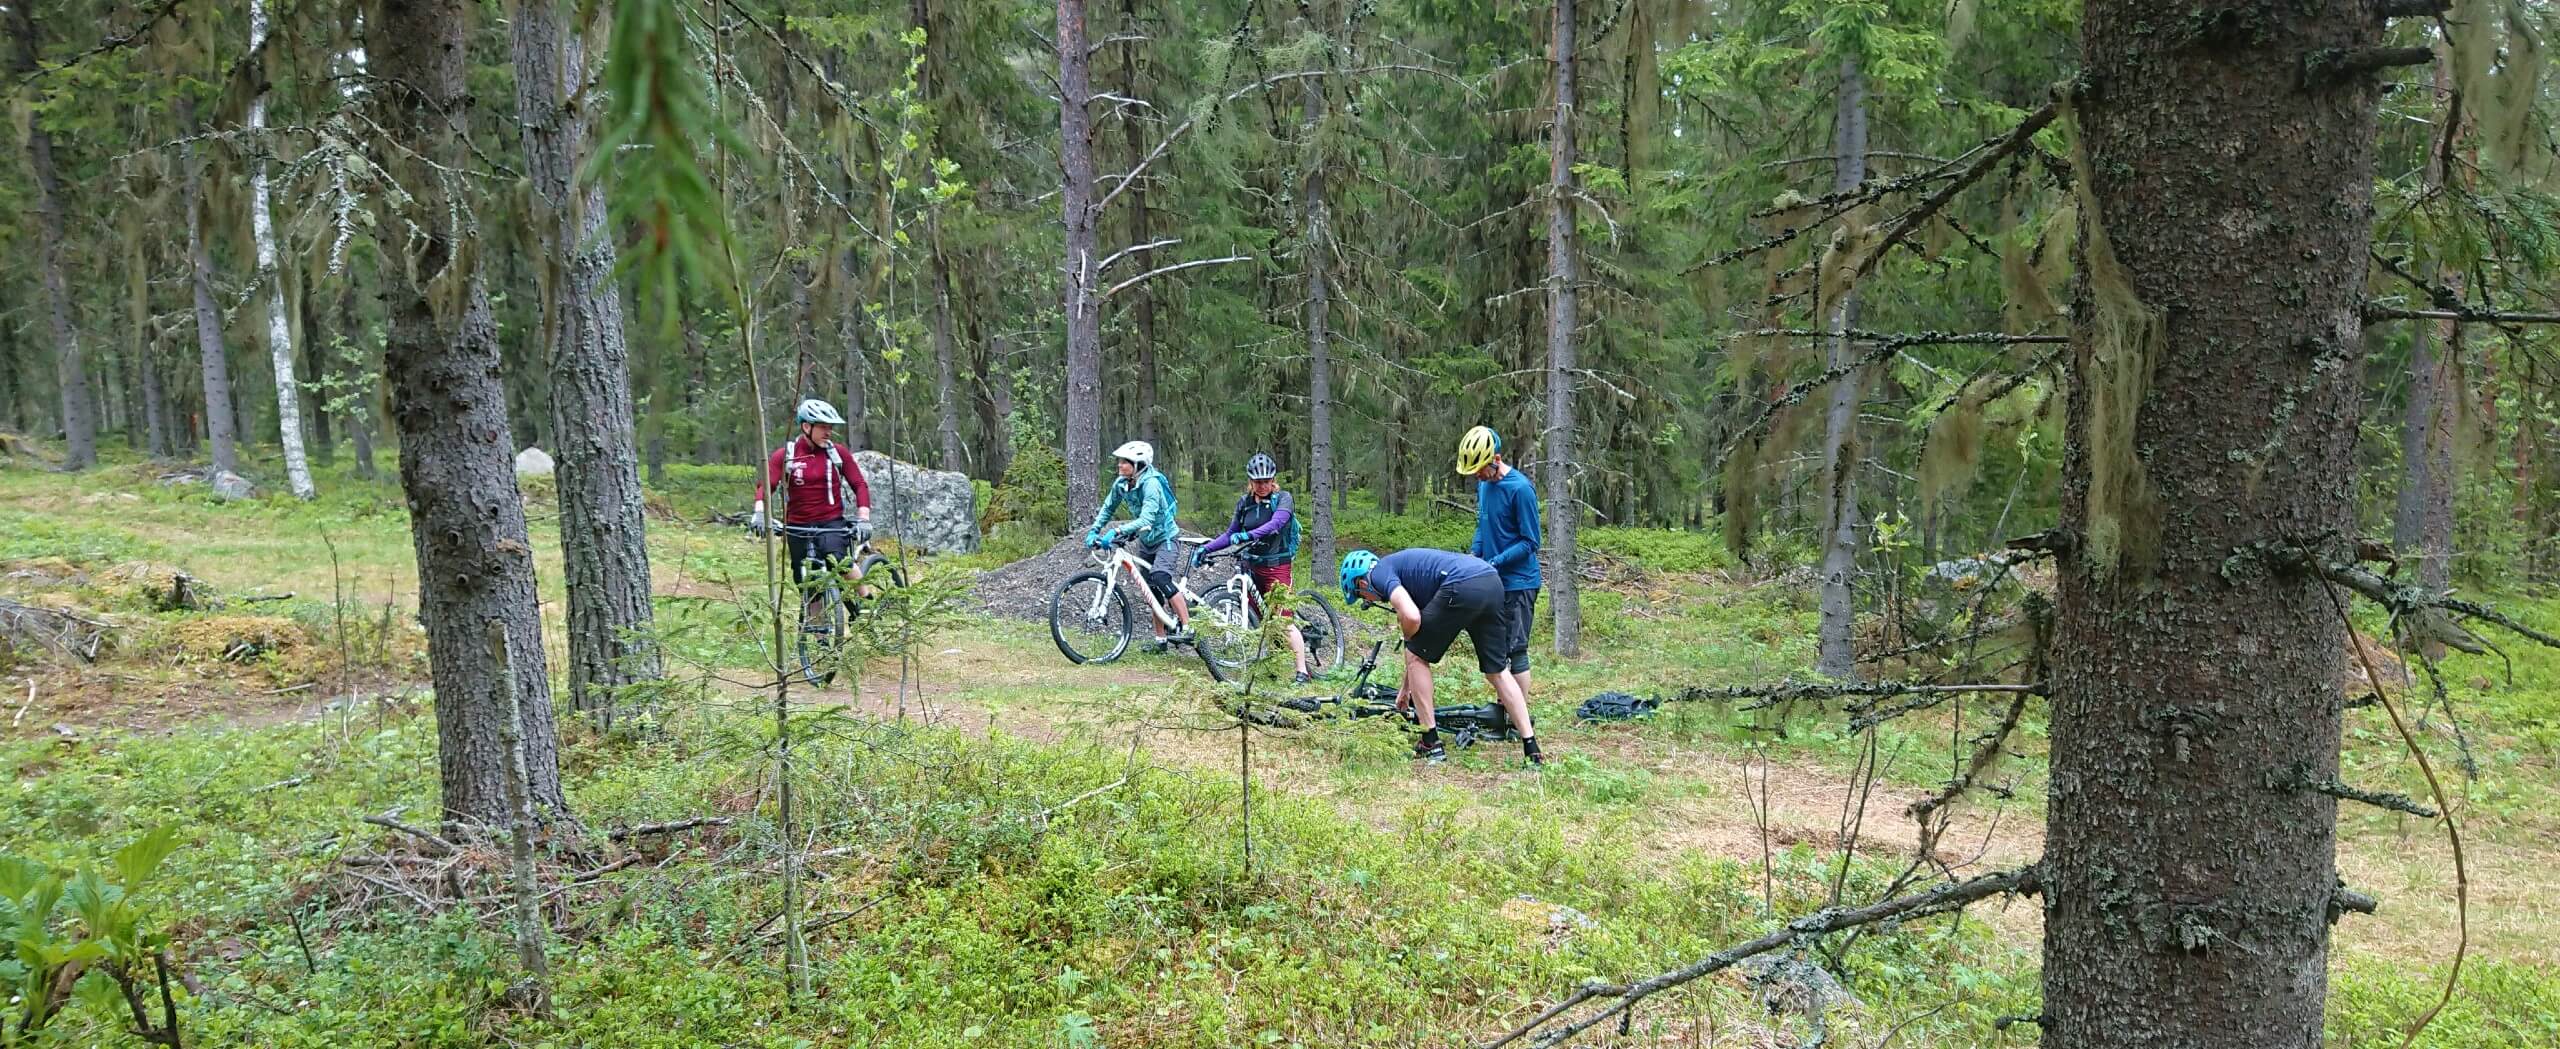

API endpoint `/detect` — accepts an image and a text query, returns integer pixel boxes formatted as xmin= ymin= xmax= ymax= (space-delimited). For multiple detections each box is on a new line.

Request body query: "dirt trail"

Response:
xmin=801 ymin=638 xmax=2048 ymax=882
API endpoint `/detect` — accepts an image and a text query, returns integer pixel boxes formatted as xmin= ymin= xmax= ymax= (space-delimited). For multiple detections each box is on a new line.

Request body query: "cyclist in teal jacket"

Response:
xmin=1086 ymin=440 xmax=1187 ymax=644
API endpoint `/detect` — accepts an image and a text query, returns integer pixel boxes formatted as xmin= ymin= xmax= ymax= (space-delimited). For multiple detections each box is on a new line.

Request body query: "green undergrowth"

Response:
xmin=5 ymin=702 xmax=2051 ymax=1048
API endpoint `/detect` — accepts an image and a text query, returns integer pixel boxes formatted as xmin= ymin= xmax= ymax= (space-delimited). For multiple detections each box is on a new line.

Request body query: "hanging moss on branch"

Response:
xmin=2061 ymin=97 xmax=2166 ymax=579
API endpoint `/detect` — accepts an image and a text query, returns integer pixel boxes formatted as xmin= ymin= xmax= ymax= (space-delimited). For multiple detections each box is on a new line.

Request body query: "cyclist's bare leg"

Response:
xmin=1485 ymin=668 xmax=1535 ymax=740
xmin=1401 ymin=648 xmax=1437 ymax=731
xmin=1284 ymin=622 xmax=1310 ymax=676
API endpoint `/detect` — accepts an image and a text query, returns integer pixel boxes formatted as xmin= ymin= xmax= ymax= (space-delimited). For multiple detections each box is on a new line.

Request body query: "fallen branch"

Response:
xmin=1482 ymin=864 xmax=2043 ymax=1049
xmin=605 ymin=816 xmax=735 ymax=841
xmin=362 ymin=813 xmax=458 ymax=857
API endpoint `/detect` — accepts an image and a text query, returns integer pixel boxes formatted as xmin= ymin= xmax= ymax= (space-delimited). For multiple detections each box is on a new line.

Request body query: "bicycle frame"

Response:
xmin=1083 ymin=539 xmax=1207 ymax=630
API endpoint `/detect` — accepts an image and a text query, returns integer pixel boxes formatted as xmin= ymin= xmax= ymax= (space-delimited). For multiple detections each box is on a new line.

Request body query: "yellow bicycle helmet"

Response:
xmin=1455 ymin=425 xmax=1501 ymax=475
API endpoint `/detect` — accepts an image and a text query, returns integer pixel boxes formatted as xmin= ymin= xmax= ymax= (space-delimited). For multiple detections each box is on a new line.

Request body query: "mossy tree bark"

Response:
xmin=371 ymin=0 xmax=569 ymax=826
xmin=512 ymin=0 xmax=661 ymax=715
xmin=2045 ymin=3 xmax=2385 ymax=1044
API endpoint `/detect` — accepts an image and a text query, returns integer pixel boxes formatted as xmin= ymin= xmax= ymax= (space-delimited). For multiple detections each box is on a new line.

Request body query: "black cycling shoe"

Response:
xmin=1413 ymin=742 xmax=1448 ymax=765
xmin=1291 ymin=670 xmax=1314 ymax=686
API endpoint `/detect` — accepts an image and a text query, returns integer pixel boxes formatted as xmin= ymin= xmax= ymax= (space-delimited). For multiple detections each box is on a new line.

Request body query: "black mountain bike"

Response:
xmin=775 ymin=523 xmax=907 ymax=686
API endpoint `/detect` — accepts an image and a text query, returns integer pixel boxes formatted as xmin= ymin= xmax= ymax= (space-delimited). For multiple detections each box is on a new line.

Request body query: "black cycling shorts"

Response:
xmin=1497 ymin=588 xmax=1538 ymax=675
xmin=1405 ymin=572 xmax=1508 ymax=675
xmin=785 ymin=518 xmax=852 ymax=586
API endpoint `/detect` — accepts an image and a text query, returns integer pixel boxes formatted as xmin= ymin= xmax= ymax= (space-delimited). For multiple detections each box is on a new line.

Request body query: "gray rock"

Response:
xmin=513 ymin=447 xmax=556 ymax=478
xmin=210 ymin=471 xmax=255 ymax=501
xmin=853 ymin=450 xmax=979 ymax=554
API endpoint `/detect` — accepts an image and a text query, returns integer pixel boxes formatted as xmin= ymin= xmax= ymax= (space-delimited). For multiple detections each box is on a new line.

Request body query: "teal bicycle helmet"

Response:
xmin=1339 ymin=549 xmax=1379 ymax=604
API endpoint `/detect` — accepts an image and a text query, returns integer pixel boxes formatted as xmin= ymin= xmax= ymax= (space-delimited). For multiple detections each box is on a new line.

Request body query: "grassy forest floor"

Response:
xmin=3 ymin=451 xmax=2556 ymax=1047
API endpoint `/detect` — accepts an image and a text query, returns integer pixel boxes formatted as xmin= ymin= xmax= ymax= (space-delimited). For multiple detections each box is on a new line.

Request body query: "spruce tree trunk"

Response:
xmin=248 ymin=0 xmax=315 ymax=498
xmin=1116 ymin=0 xmax=1160 ymax=455
xmin=371 ymin=0 xmax=568 ymax=826
xmin=1058 ymin=0 xmax=1103 ymax=524
xmin=1815 ymin=56 xmax=1869 ymax=680
xmin=2394 ymin=302 xmax=2457 ymax=591
xmin=1300 ymin=64 xmax=1338 ymax=577
xmin=8 ymin=0 xmax=96 ymax=470
xmin=179 ymin=96 xmax=242 ymax=475
xmin=2044 ymin=4 xmax=2384 ymax=1043
xmin=513 ymin=0 xmax=660 ymax=713
xmin=1540 ymin=0 xmax=1582 ymax=658
xmin=304 ymin=279 xmax=333 ymax=464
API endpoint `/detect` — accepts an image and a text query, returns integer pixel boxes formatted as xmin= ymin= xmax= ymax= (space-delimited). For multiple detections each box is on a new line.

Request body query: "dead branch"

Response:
xmin=1908 ymin=690 xmax=2032 ymax=825
xmin=605 ymin=817 xmax=735 ymax=841
xmin=1482 ymin=864 xmax=2043 ymax=1049
xmin=2376 ymin=0 xmax=2449 ymax=16
xmin=1101 ymin=255 xmax=1252 ymax=300
xmin=2364 ymin=304 xmax=2560 ymax=325
xmin=361 ymin=813 xmax=457 ymax=856
xmin=1732 ymin=328 xmax=2067 ymax=346
xmin=2305 ymin=46 xmax=2434 ymax=84
xmin=1671 ymin=679 xmax=2041 ymax=709
xmin=2310 ymin=558 xmax=2560 ymax=652
xmin=1725 ymin=333 xmax=2053 ymax=454
xmin=0 ymin=598 xmax=114 ymax=663
xmin=1850 ymin=96 xmax=2063 ymax=284
xmin=2269 ymin=765 xmax=2438 ymax=818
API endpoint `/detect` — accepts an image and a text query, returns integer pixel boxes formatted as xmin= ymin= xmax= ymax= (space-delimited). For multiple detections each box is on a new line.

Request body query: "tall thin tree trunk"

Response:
xmin=2046 ymin=3 xmax=2386 ymax=1044
xmin=514 ymin=0 xmax=660 ymax=714
xmin=2395 ymin=297 xmax=2457 ymax=591
xmin=304 ymin=277 xmax=334 ymax=465
xmin=1117 ymin=0 xmax=1160 ymax=456
xmin=1298 ymin=27 xmax=1338 ymax=576
xmin=129 ymin=227 xmax=172 ymax=458
xmin=338 ymin=281 xmax=378 ymax=480
xmin=1541 ymin=0 xmax=1583 ymax=658
xmin=372 ymin=0 xmax=567 ymax=826
xmin=963 ymin=251 xmax=1012 ymax=479
xmin=179 ymin=97 xmax=242 ymax=475
xmin=8 ymin=0 xmax=96 ymax=469
xmin=1058 ymin=0 xmax=1104 ymax=524
xmin=249 ymin=0 xmax=315 ymax=497
xmin=1815 ymin=56 xmax=1869 ymax=680
xmin=2394 ymin=57 xmax=2462 ymax=592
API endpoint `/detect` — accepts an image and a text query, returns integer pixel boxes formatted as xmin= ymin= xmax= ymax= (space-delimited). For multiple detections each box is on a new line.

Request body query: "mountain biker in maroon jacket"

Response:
xmin=750 ymin=399 xmax=875 ymax=614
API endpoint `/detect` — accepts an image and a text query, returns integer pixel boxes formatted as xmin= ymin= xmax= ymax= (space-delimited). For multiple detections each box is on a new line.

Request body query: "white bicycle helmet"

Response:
xmin=796 ymin=399 xmax=847 ymax=426
xmin=1112 ymin=440 xmax=1155 ymax=467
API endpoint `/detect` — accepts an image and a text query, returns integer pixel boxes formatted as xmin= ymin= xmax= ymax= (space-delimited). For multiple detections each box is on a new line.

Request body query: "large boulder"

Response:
xmin=513 ymin=447 xmax=556 ymax=478
xmin=209 ymin=471 xmax=256 ymax=501
xmin=853 ymin=450 xmax=978 ymax=554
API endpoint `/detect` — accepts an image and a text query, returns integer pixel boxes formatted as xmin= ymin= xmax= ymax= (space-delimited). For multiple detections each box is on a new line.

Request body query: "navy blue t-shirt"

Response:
xmin=1368 ymin=548 xmax=1496 ymax=608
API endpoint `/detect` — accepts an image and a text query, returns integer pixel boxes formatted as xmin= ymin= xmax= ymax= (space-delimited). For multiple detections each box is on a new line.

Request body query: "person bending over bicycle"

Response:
xmin=750 ymin=399 xmax=875 ymax=620
xmin=1194 ymin=453 xmax=1313 ymax=684
xmin=1341 ymin=547 xmax=1542 ymax=766
xmin=1086 ymin=440 xmax=1188 ymax=648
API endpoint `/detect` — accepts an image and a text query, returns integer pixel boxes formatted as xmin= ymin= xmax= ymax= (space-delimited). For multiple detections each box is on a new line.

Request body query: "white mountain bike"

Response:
xmin=1049 ymin=534 xmax=1236 ymax=682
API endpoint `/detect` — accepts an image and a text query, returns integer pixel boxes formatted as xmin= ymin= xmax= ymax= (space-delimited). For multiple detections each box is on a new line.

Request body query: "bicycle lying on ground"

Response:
xmin=1048 ymin=533 xmax=1236 ymax=681
xmin=765 ymin=522 xmax=907 ymax=686
xmin=1278 ymin=639 xmax=1522 ymax=748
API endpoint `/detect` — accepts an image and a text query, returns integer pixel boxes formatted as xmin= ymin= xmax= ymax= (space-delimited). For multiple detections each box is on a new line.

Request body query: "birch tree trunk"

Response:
xmin=249 ymin=0 xmax=315 ymax=498
xmin=1815 ymin=56 xmax=1869 ymax=680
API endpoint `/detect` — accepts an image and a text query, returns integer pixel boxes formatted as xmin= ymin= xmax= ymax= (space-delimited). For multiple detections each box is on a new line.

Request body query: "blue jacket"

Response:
xmin=1091 ymin=466 xmax=1178 ymax=547
xmin=1470 ymin=465 xmax=1542 ymax=590
xmin=1368 ymin=548 xmax=1497 ymax=609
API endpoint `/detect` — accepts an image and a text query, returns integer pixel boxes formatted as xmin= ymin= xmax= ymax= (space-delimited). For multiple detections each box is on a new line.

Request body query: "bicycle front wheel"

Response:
xmin=798 ymin=587 xmax=847 ymax=686
xmin=1193 ymin=588 xmax=1258 ymax=684
xmin=850 ymin=553 xmax=909 ymax=624
xmin=1282 ymin=591 xmax=1348 ymax=678
xmin=1050 ymin=571 xmax=1133 ymax=665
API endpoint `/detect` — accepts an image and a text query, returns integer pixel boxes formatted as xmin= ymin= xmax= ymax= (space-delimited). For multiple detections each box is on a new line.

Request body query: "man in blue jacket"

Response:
xmin=1457 ymin=426 xmax=1542 ymax=695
